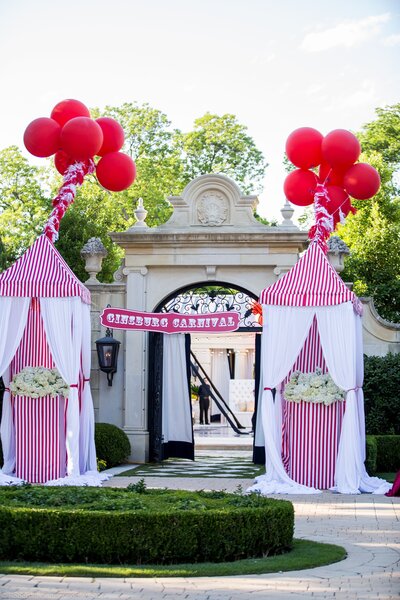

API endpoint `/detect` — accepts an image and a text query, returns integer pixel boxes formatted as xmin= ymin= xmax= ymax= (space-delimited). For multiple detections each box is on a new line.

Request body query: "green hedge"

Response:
xmin=365 ymin=435 xmax=400 ymax=474
xmin=364 ymin=353 xmax=400 ymax=435
xmin=94 ymin=423 xmax=131 ymax=468
xmin=0 ymin=487 xmax=294 ymax=564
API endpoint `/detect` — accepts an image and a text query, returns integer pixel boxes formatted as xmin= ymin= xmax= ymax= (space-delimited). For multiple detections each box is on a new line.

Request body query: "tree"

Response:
xmin=0 ymin=146 xmax=51 ymax=269
xmin=177 ymin=113 xmax=266 ymax=194
xmin=337 ymin=104 xmax=400 ymax=323
xmin=0 ymin=104 xmax=267 ymax=280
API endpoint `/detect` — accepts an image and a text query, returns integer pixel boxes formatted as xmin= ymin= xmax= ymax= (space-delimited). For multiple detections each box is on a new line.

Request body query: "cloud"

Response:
xmin=322 ymin=79 xmax=376 ymax=113
xmin=383 ymin=33 xmax=400 ymax=47
xmin=301 ymin=13 xmax=390 ymax=52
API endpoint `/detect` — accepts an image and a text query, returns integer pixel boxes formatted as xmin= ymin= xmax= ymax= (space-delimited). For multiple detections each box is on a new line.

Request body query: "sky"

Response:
xmin=0 ymin=0 xmax=399 ymax=222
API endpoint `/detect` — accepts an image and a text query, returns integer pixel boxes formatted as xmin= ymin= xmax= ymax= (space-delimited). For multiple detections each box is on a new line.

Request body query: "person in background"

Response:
xmin=198 ymin=378 xmax=211 ymax=425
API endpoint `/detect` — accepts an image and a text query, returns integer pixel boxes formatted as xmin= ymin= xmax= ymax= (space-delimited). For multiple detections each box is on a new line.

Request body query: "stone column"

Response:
xmin=122 ymin=266 xmax=149 ymax=463
xmin=235 ymin=350 xmax=249 ymax=379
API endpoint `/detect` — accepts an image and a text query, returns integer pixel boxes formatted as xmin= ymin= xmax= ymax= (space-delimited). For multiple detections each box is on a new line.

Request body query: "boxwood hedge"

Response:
xmin=0 ymin=486 xmax=294 ymax=564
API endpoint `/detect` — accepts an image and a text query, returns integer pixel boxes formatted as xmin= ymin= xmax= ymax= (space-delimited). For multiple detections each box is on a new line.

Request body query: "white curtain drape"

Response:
xmin=0 ymin=297 xmax=30 ymax=476
xmin=248 ymin=305 xmax=321 ymax=495
xmin=79 ymin=303 xmax=97 ymax=473
xmin=41 ymin=297 xmax=82 ymax=477
xmin=162 ymin=334 xmax=192 ymax=444
xmin=317 ymin=302 xmax=390 ymax=494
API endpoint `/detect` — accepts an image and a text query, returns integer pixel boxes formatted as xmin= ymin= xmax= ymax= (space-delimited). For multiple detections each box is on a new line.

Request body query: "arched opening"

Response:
xmin=148 ymin=282 xmax=262 ymax=462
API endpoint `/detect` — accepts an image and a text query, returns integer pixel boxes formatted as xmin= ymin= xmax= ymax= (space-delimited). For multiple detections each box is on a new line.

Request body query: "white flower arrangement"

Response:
xmin=10 ymin=367 xmax=69 ymax=399
xmin=284 ymin=368 xmax=345 ymax=406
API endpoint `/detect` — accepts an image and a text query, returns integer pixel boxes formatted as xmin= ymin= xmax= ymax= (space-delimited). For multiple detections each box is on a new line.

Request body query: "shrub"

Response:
xmin=0 ymin=487 xmax=294 ymax=564
xmin=363 ymin=353 xmax=400 ymax=435
xmin=375 ymin=435 xmax=400 ymax=472
xmin=94 ymin=423 xmax=131 ymax=468
xmin=365 ymin=435 xmax=400 ymax=474
xmin=365 ymin=435 xmax=377 ymax=475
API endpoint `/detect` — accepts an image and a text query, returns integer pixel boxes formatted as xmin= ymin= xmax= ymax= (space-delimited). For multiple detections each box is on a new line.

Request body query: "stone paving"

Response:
xmin=1 ymin=475 xmax=399 ymax=600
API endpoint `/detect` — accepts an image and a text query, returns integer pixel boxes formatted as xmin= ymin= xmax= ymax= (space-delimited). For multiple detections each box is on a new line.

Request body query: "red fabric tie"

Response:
xmin=264 ymin=387 xmax=272 ymax=391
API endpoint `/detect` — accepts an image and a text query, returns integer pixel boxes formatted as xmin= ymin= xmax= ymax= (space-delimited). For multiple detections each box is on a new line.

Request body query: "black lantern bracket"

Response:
xmin=95 ymin=306 xmax=121 ymax=386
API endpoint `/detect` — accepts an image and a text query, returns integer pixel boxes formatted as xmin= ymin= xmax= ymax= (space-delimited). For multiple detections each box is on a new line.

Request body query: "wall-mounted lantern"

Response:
xmin=95 ymin=327 xmax=120 ymax=387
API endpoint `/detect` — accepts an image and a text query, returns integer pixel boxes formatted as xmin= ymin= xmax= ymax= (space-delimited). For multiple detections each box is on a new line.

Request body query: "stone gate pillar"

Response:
xmin=123 ymin=266 xmax=149 ymax=462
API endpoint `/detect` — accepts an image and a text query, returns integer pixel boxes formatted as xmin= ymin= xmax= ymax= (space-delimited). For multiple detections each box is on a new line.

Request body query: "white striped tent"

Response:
xmin=251 ymin=240 xmax=389 ymax=495
xmin=0 ymin=235 xmax=100 ymax=485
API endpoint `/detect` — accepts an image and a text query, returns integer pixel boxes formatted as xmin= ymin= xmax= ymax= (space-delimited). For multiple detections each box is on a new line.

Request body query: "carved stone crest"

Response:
xmin=197 ymin=192 xmax=228 ymax=226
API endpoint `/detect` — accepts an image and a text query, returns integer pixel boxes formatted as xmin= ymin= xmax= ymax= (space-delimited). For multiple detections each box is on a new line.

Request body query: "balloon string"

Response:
xmin=43 ymin=159 xmax=95 ymax=243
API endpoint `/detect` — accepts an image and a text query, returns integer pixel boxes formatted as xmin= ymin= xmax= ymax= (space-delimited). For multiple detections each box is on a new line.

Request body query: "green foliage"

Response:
xmin=365 ymin=435 xmax=378 ymax=474
xmin=0 ymin=538 xmax=346 ymax=578
xmin=177 ymin=113 xmax=266 ymax=194
xmin=0 ymin=146 xmax=51 ymax=269
xmin=0 ymin=487 xmax=294 ymax=564
xmin=127 ymin=478 xmax=147 ymax=494
xmin=365 ymin=435 xmax=400 ymax=474
xmin=363 ymin=353 xmax=400 ymax=435
xmin=338 ymin=104 xmax=400 ymax=322
xmin=0 ymin=104 xmax=267 ymax=279
xmin=94 ymin=423 xmax=131 ymax=468
xmin=374 ymin=436 xmax=400 ymax=472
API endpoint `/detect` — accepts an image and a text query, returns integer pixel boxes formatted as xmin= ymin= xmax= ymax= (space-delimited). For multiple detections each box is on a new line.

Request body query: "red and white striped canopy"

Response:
xmin=260 ymin=241 xmax=355 ymax=307
xmin=0 ymin=234 xmax=90 ymax=304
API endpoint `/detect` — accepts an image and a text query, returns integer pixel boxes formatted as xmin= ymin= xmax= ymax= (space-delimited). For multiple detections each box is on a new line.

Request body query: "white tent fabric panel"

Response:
xmin=249 ymin=301 xmax=391 ymax=495
xmin=0 ymin=297 xmax=31 ymax=478
xmin=41 ymin=297 xmax=82 ymax=477
xmin=162 ymin=334 xmax=192 ymax=444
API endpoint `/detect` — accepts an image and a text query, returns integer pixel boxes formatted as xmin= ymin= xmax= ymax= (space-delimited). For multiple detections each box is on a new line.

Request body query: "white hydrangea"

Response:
xmin=284 ymin=368 xmax=345 ymax=406
xmin=10 ymin=367 xmax=69 ymax=399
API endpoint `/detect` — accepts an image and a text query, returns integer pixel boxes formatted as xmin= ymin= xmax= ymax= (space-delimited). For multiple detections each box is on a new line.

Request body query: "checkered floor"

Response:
xmin=116 ymin=451 xmax=263 ymax=479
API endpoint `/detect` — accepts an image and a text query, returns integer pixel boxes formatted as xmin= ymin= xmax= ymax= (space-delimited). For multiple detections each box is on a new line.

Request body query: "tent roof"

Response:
xmin=0 ymin=234 xmax=90 ymax=304
xmin=260 ymin=241 xmax=355 ymax=307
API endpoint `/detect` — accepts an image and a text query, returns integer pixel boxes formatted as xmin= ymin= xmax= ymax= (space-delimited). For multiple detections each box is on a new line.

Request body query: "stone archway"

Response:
xmin=86 ymin=173 xmax=400 ymax=463
xmin=106 ymin=174 xmax=307 ymax=462
xmin=147 ymin=281 xmax=262 ymax=461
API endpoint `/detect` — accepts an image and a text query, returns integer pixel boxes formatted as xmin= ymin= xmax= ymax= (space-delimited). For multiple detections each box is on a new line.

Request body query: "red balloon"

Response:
xmin=326 ymin=185 xmax=349 ymax=215
xmin=283 ymin=169 xmax=318 ymax=206
xmin=60 ymin=117 xmax=103 ymax=161
xmin=285 ymin=127 xmax=323 ymax=169
xmin=318 ymin=161 xmax=347 ymax=187
xmin=321 ymin=129 xmax=361 ymax=169
xmin=96 ymin=152 xmax=136 ymax=192
xmin=95 ymin=117 xmax=125 ymax=156
xmin=343 ymin=163 xmax=381 ymax=200
xmin=51 ymin=99 xmax=91 ymax=127
xmin=23 ymin=117 xmax=61 ymax=157
xmin=54 ymin=150 xmax=73 ymax=175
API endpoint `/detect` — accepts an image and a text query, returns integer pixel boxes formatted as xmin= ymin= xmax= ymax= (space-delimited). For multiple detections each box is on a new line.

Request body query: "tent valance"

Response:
xmin=0 ymin=234 xmax=90 ymax=304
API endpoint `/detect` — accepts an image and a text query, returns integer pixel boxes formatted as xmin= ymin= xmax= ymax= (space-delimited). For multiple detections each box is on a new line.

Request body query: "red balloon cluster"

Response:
xmin=284 ymin=127 xmax=381 ymax=225
xmin=23 ymin=99 xmax=136 ymax=192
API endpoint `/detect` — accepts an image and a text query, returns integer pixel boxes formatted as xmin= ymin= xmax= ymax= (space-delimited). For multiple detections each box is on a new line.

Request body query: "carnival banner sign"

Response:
xmin=100 ymin=307 xmax=240 ymax=334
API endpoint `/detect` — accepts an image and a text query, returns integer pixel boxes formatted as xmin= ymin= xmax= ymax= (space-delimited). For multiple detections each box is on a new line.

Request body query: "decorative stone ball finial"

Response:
xmin=80 ymin=237 xmax=108 ymax=283
xmin=327 ymin=236 xmax=350 ymax=273
xmin=280 ymin=200 xmax=296 ymax=228
xmin=133 ymin=198 xmax=148 ymax=227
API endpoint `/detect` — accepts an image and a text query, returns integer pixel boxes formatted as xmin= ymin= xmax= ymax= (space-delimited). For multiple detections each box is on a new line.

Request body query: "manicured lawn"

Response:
xmin=0 ymin=539 xmax=346 ymax=578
